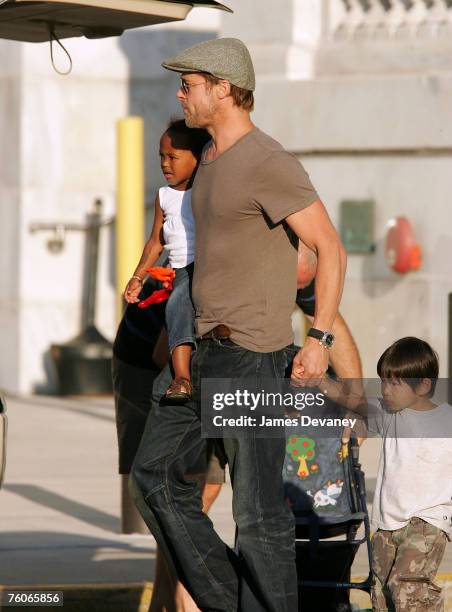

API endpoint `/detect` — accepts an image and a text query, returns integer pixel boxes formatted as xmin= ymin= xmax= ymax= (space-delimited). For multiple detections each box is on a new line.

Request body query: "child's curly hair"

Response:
xmin=165 ymin=118 xmax=210 ymax=160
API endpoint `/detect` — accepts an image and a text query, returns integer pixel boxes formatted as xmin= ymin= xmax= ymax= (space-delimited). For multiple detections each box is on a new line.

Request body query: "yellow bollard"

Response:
xmin=116 ymin=117 xmax=148 ymax=534
xmin=116 ymin=116 xmax=145 ymax=322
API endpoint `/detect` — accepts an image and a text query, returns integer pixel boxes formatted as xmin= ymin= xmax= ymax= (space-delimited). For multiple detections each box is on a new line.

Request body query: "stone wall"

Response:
xmin=0 ymin=9 xmax=219 ymax=393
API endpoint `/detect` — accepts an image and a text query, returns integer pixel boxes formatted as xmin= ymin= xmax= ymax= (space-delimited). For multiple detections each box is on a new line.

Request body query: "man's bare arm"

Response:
xmin=286 ymin=199 xmax=347 ymax=380
xmin=305 ymin=311 xmax=366 ymax=441
xmin=304 ymin=312 xmax=362 ymax=379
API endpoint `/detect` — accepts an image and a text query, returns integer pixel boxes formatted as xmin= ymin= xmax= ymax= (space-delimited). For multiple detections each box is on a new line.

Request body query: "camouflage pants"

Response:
xmin=371 ymin=517 xmax=447 ymax=611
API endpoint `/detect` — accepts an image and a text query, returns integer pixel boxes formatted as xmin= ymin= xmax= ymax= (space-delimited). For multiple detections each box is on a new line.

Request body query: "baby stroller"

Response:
xmin=283 ymin=389 xmax=373 ymax=612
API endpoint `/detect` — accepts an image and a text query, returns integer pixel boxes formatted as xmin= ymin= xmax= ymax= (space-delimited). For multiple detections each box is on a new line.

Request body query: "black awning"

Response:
xmin=0 ymin=0 xmax=232 ymax=43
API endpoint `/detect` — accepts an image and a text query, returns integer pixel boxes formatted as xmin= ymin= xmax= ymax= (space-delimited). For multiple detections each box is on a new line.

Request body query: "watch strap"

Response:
xmin=307 ymin=328 xmax=324 ymax=341
xmin=307 ymin=327 xmax=335 ymax=348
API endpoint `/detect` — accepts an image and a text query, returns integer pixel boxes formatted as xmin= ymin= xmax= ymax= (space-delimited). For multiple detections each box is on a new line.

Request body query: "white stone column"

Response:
xmin=220 ymin=0 xmax=327 ymax=79
xmin=0 ymin=41 xmax=22 ymax=392
xmin=0 ymin=37 xmax=130 ymax=393
xmin=16 ymin=39 xmax=129 ymax=393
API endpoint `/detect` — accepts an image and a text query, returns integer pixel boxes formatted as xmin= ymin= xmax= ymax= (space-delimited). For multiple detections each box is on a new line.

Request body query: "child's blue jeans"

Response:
xmin=166 ymin=263 xmax=196 ymax=354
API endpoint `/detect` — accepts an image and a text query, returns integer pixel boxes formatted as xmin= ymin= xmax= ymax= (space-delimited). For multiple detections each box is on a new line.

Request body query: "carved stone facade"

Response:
xmin=333 ymin=0 xmax=452 ymax=41
xmin=319 ymin=0 xmax=452 ymax=75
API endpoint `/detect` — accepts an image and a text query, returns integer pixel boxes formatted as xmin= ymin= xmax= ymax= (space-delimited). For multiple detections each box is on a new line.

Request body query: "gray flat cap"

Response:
xmin=162 ymin=38 xmax=255 ymax=92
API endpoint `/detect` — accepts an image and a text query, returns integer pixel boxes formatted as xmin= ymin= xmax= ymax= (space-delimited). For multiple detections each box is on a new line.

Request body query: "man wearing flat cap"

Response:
xmin=131 ymin=38 xmax=347 ymax=612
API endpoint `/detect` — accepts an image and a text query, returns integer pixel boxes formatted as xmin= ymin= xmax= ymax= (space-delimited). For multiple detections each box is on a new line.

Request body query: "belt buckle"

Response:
xmin=213 ymin=324 xmax=231 ymax=340
xmin=199 ymin=324 xmax=231 ymax=342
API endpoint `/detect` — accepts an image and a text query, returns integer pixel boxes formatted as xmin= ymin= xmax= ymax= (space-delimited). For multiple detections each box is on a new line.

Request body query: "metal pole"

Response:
xmin=116 ymin=117 xmax=145 ymax=533
xmin=81 ymin=199 xmax=102 ymax=329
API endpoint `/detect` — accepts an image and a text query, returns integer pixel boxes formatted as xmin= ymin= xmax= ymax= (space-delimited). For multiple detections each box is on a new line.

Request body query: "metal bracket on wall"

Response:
xmin=29 ymin=199 xmax=113 ymax=253
xmin=28 ymin=199 xmax=155 ymax=254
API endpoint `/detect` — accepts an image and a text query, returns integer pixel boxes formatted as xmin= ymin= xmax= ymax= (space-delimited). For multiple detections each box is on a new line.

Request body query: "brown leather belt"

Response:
xmin=199 ymin=324 xmax=232 ymax=341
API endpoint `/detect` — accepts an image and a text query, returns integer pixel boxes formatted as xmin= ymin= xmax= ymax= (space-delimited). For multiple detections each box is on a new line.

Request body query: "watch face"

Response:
xmin=323 ymin=333 xmax=335 ymax=348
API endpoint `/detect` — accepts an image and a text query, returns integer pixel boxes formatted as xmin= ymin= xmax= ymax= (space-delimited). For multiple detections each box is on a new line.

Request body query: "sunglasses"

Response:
xmin=179 ymin=79 xmax=207 ymax=95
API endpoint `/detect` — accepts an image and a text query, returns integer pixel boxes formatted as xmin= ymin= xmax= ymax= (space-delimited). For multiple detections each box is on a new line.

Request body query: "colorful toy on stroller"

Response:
xmin=283 ymin=370 xmax=373 ymax=611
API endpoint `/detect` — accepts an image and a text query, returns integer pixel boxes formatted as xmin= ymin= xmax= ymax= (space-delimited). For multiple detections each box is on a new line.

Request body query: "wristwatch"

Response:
xmin=307 ymin=328 xmax=335 ymax=349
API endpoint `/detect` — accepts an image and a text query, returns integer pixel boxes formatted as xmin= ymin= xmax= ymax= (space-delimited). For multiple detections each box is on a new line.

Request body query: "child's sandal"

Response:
xmin=165 ymin=377 xmax=192 ymax=402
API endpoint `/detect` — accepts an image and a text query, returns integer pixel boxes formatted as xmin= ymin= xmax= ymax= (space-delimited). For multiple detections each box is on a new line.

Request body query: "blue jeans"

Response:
xmin=166 ymin=263 xmax=196 ymax=353
xmin=130 ymin=339 xmax=297 ymax=612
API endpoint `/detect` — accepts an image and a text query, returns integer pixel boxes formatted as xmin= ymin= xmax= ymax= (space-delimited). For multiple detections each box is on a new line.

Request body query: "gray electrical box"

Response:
xmin=340 ymin=200 xmax=375 ymax=253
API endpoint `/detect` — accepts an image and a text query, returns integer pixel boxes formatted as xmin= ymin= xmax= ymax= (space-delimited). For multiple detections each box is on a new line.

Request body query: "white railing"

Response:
xmin=330 ymin=0 xmax=452 ymax=40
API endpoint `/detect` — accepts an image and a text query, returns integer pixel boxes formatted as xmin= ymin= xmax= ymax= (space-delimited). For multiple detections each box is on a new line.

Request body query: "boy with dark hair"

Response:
xmin=370 ymin=337 xmax=451 ymax=612
xmin=377 ymin=336 xmax=439 ymax=396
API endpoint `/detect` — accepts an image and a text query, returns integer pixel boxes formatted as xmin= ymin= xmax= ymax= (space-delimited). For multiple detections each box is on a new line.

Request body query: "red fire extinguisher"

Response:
xmin=385 ymin=217 xmax=421 ymax=274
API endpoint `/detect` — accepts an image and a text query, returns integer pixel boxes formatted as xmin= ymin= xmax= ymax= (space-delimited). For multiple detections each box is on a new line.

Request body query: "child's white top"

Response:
xmin=368 ymin=401 xmax=452 ymax=536
xmin=159 ymin=186 xmax=195 ymax=268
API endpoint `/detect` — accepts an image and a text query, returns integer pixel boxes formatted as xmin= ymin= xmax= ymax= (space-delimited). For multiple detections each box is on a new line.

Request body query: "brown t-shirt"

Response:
xmin=191 ymin=128 xmax=318 ymax=352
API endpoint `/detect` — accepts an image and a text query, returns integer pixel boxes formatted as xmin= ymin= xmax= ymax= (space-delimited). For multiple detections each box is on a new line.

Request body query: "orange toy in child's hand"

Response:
xmin=147 ymin=267 xmax=176 ymax=283
xmin=138 ymin=288 xmax=172 ymax=308
xmin=137 ymin=267 xmax=175 ymax=309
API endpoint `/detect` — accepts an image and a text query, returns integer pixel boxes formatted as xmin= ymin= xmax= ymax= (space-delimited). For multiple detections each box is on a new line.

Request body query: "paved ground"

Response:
xmin=0 ymin=393 xmax=450 ymax=611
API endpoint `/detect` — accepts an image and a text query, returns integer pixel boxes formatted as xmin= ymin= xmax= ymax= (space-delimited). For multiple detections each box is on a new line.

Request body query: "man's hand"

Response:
xmin=291 ymin=336 xmax=329 ymax=385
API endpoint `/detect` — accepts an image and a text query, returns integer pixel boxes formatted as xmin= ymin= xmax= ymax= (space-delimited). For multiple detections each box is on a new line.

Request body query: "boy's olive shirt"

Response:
xmin=191 ymin=127 xmax=318 ymax=352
